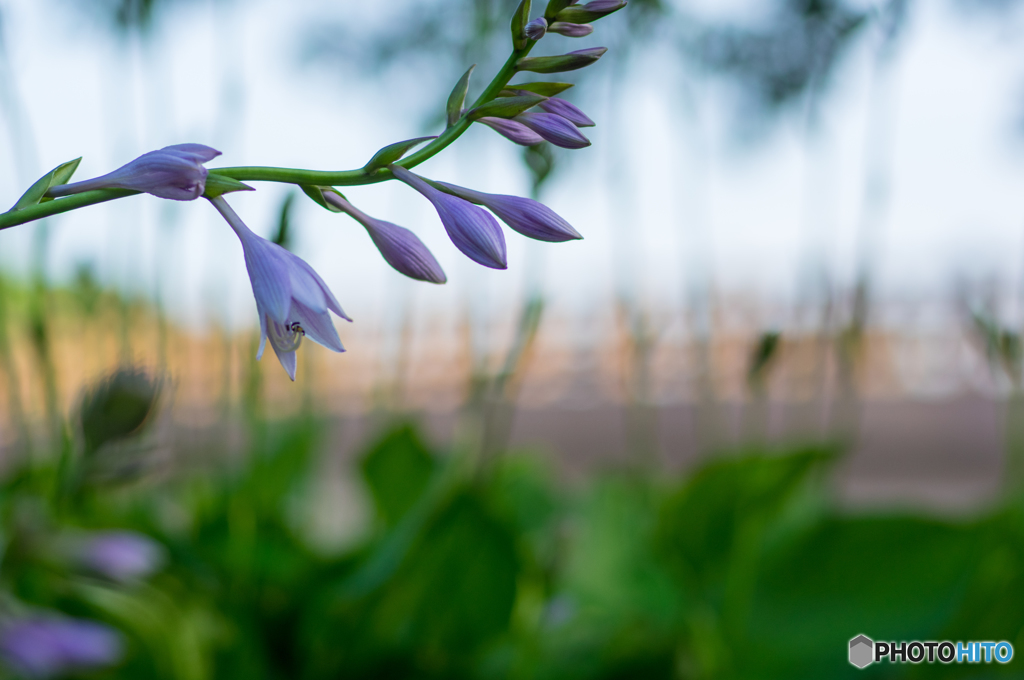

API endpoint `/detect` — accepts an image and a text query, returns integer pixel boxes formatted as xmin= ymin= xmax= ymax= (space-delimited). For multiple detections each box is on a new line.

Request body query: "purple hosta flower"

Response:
xmin=322 ymin=192 xmax=447 ymax=284
xmin=48 ymin=144 xmax=220 ymax=201
xmin=389 ymin=165 xmax=507 ymax=270
xmin=538 ymin=97 xmax=595 ymax=127
xmin=525 ymin=17 xmax=548 ymax=40
xmin=548 ymin=21 xmax=594 ymax=37
xmin=0 ymin=616 xmax=122 ymax=679
xmin=477 ymin=117 xmax=545 ymax=147
xmin=513 ymin=111 xmax=591 ymax=149
xmin=435 ymin=181 xmax=582 ymax=243
xmin=73 ymin=531 xmax=165 ymax=583
xmin=209 ymin=196 xmax=350 ymax=380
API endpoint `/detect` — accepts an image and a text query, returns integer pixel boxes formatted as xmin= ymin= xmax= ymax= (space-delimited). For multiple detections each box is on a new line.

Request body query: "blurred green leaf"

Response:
xmin=360 ymin=423 xmax=437 ymax=527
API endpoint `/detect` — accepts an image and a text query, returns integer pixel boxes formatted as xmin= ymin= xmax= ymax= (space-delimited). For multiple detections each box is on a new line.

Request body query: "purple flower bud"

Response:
xmin=0 ymin=616 xmax=122 ymax=679
xmin=525 ymin=17 xmax=548 ymax=40
xmin=514 ymin=111 xmax=591 ymax=149
xmin=538 ymin=97 xmax=595 ymax=127
xmin=73 ymin=531 xmax=164 ymax=582
xmin=584 ymin=0 xmax=625 ymax=12
xmin=209 ymin=196 xmax=350 ymax=381
xmin=48 ymin=144 xmax=220 ymax=201
xmin=548 ymin=21 xmax=594 ymax=37
xmin=322 ymin=193 xmax=447 ymax=284
xmin=477 ymin=117 xmax=545 ymax=147
xmin=390 ymin=165 xmax=507 ymax=270
xmin=435 ymin=181 xmax=582 ymax=242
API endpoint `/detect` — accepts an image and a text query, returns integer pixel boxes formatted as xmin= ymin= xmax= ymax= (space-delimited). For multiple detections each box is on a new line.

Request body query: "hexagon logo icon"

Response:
xmin=849 ymin=635 xmax=874 ymax=668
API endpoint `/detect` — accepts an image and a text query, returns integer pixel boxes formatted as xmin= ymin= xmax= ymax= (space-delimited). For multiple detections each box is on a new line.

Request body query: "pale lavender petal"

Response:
xmin=437 ymin=182 xmax=582 ymax=242
xmin=290 ymin=299 xmax=345 ymax=353
xmin=525 ymin=17 xmax=547 ymax=40
xmin=363 ymin=219 xmax=447 ymax=283
xmin=538 ymin=97 xmax=595 ymax=127
xmin=75 ymin=531 xmax=164 ymax=582
xmin=211 ymin=198 xmax=292 ymax=324
xmin=283 ymin=251 xmax=329 ymax=314
xmin=514 ymin=112 xmax=591 ymax=149
xmin=390 ymin=166 xmax=507 ymax=270
xmin=477 ymin=117 xmax=545 ymax=146
xmin=288 ymin=256 xmax=351 ymax=321
xmin=272 ymin=345 xmax=297 ymax=381
xmin=548 ymin=21 xmax=593 ymax=37
xmin=0 ymin=617 xmax=122 ymax=679
xmin=583 ymin=0 xmax=625 ymax=12
xmin=162 ymin=143 xmax=222 ymax=163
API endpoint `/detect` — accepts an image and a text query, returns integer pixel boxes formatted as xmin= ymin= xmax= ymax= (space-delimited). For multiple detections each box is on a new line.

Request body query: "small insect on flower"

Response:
xmin=48 ymin=143 xmax=221 ymax=201
xmin=209 ymin=196 xmax=350 ymax=381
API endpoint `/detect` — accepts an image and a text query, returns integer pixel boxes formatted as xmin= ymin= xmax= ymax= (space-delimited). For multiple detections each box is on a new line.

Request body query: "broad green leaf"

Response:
xmin=446 ymin=65 xmax=475 ymax=127
xmin=503 ymin=81 xmax=575 ymax=97
xmin=9 ymin=157 xmax=82 ymax=211
xmin=362 ymin=136 xmax=436 ymax=173
xmin=469 ymin=94 xmax=546 ymax=120
xmin=300 ymin=185 xmax=345 ymax=212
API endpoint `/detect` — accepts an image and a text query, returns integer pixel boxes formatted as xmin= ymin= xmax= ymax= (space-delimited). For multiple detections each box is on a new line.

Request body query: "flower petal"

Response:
xmin=292 ymin=298 xmax=345 ymax=353
xmin=514 ymin=112 xmax=591 ymax=149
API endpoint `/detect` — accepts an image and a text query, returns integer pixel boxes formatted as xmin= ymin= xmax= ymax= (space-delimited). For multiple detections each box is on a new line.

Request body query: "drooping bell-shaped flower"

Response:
xmin=434 ymin=181 xmax=582 ymax=243
xmin=477 ymin=116 xmax=545 ymax=147
xmin=48 ymin=144 xmax=221 ymax=201
xmin=389 ymin=165 xmax=507 ymax=270
xmin=209 ymin=196 xmax=350 ymax=381
xmin=70 ymin=531 xmax=165 ymax=583
xmin=0 ymin=616 xmax=122 ymax=679
xmin=514 ymin=112 xmax=591 ymax=149
xmin=322 ymin=192 xmax=447 ymax=284
xmin=538 ymin=97 xmax=595 ymax=127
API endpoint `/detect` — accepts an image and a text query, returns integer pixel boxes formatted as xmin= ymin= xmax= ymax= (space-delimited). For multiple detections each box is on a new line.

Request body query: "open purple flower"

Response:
xmin=72 ymin=531 xmax=165 ymax=583
xmin=322 ymin=192 xmax=447 ymax=284
xmin=390 ymin=165 xmax=507 ymax=270
xmin=209 ymin=196 xmax=350 ymax=380
xmin=0 ymin=616 xmax=122 ymax=679
xmin=538 ymin=97 xmax=595 ymax=127
xmin=514 ymin=112 xmax=591 ymax=149
xmin=48 ymin=144 xmax=220 ymax=201
xmin=477 ymin=117 xmax=545 ymax=146
xmin=434 ymin=181 xmax=582 ymax=243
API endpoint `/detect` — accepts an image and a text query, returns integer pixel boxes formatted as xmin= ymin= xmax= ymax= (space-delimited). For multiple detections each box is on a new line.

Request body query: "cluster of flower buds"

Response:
xmin=14 ymin=0 xmax=626 ymax=381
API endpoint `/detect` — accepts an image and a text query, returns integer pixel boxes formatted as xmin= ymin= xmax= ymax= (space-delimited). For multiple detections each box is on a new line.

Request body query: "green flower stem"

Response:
xmin=0 ymin=189 xmax=137 ymax=231
xmin=0 ymin=41 xmax=537 ymax=233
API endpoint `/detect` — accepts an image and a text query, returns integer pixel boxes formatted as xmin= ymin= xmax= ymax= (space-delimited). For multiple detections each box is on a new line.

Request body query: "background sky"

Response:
xmin=1 ymin=0 xmax=1023 ymax=336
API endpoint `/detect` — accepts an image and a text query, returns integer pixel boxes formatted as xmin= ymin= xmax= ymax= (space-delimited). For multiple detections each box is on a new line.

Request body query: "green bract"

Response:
xmin=446 ymin=65 xmax=476 ymax=128
xmin=511 ymin=0 xmax=532 ymax=50
xmin=8 ymin=157 xmax=81 ymax=212
xmin=502 ymin=81 xmax=574 ymax=97
xmin=363 ymin=136 xmax=437 ymax=174
xmin=469 ymin=94 xmax=547 ymax=120
xmin=516 ymin=48 xmax=607 ymax=74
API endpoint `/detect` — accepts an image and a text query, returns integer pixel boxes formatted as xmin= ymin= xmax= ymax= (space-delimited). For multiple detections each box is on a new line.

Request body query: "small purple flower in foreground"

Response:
xmin=435 ymin=181 xmax=582 ymax=243
xmin=525 ymin=17 xmax=548 ymax=40
xmin=514 ymin=112 xmax=591 ymax=149
xmin=322 ymin=192 xmax=447 ymax=284
xmin=48 ymin=144 xmax=220 ymax=201
xmin=209 ymin=196 xmax=350 ymax=380
xmin=477 ymin=117 xmax=545 ymax=147
xmin=74 ymin=531 xmax=165 ymax=583
xmin=548 ymin=21 xmax=594 ymax=37
xmin=0 ymin=616 xmax=122 ymax=679
xmin=390 ymin=165 xmax=508 ymax=270
xmin=538 ymin=97 xmax=595 ymax=127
